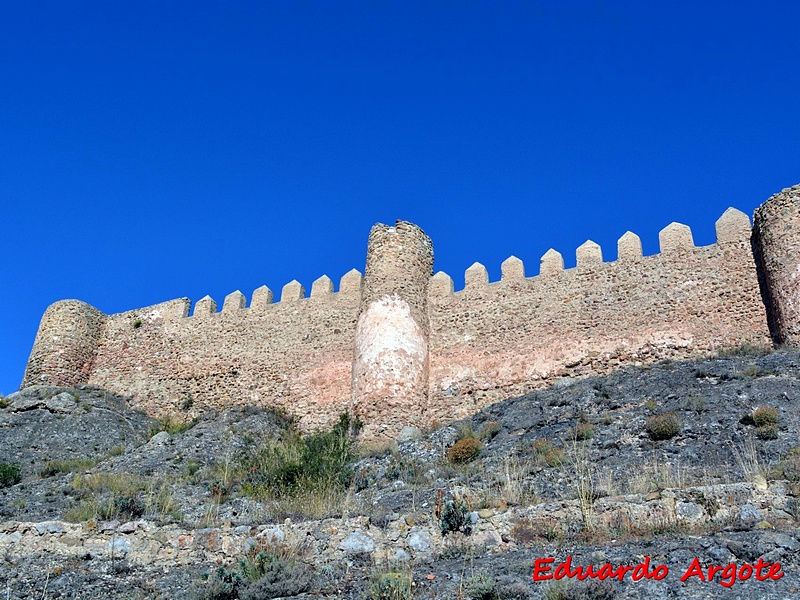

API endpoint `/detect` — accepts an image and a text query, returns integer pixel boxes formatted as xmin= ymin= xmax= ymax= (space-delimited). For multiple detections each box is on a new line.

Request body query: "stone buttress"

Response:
xmin=350 ymin=221 xmax=434 ymax=439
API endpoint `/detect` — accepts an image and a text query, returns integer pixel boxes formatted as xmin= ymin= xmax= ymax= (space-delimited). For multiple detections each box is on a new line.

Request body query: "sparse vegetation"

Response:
xmin=717 ymin=342 xmax=773 ymax=358
xmin=64 ymin=472 xmax=181 ymax=523
xmin=0 ymin=395 xmax=9 ymax=409
xmin=153 ymin=414 xmax=199 ymax=436
xmin=775 ymin=447 xmax=800 ymax=481
xmin=39 ymin=457 xmax=97 ymax=478
xmin=757 ymin=425 xmax=779 ymax=440
xmin=198 ymin=538 xmax=311 ymax=600
xmin=447 ymin=437 xmax=483 ymax=464
xmin=367 ymin=568 xmax=414 ymax=600
xmin=234 ymin=412 xmax=359 ymax=519
xmin=463 ymin=571 xmax=498 ymax=600
xmin=0 ymin=459 xmax=22 ymax=487
xmin=479 ymin=420 xmax=501 ymax=440
xmin=753 ymin=405 xmax=779 ymax=427
xmin=107 ymin=445 xmax=125 ymax=457
xmin=645 ymin=412 xmax=681 ymax=440
xmin=532 ymin=439 xmax=564 ymax=468
xmin=573 ymin=421 xmax=594 ymax=441
xmin=730 ymin=438 xmax=768 ymax=484
xmin=564 ymin=437 xmax=597 ymax=531
xmin=439 ymin=495 xmax=471 ymax=535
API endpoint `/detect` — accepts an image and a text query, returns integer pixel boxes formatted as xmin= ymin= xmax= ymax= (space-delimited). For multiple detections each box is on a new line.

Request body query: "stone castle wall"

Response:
xmin=426 ymin=209 xmax=771 ymax=423
xmin=21 ymin=184 xmax=800 ymax=438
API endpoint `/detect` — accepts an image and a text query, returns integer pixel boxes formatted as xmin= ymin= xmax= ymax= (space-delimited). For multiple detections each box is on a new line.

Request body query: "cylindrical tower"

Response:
xmin=21 ymin=299 xmax=106 ymax=388
xmin=753 ymin=184 xmax=800 ymax=346
xmin=351 ymin=220 xmax=433 ymax=439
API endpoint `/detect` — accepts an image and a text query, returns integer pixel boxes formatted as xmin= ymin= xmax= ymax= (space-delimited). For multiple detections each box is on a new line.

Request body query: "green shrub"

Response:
xmin=479 ymin=420 xmax=501 ymax=440
xmin=198 ymin=565 xmax=241 ymax=600
xmin=753 ymin=406 xmax=779 ymax=427
xmin=645 ymin=413 xmax=681 ymax=441
xmin=533 ymin=439 xmax=564 ymax=467
xmin=367 ymin=570 xmax=414 ymax=600
xmin=107 ymin=445 xmax=125 ymax=457
xmin=574 ymin=421 xmax=594 ymax=441
xmin=464 ymin=572 xmax=498 ymax=600
xmin=238 ymin=555 xmax=311 ymax=600
xmin=440 ymin=497 xmax=471 ymax=535
xmin=237 ymin=412 xmax=359 ymax=519
xmin=198 ymin=545 xmax=310 ymax=600
xmin=0 ymin=460 xmax=22 ymax=488
xmin=0 ymin=396 xmax=9 ymax=409
xmin=447 ymin=437 xmax=483 ymax=464
xmin=154 ymin=415 xmax=199 ymax=436
xmin=39 ymin=457 xmax=97 ymax=478
xmin=114 ymin=493 xmax=145 ymax=519
xmin=777 ymin=447 xmax=800 ymax=481
xmin=757 ymin=425 xmax=779 ymax=440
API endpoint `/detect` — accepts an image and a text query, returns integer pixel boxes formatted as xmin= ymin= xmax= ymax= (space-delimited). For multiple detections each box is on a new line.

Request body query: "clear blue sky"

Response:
xmin=2 ymin=1 xmax=799 ymax=395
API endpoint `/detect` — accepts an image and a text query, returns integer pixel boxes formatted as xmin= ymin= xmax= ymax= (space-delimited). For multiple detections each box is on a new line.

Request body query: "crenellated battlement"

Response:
xmin=430 ymin=206 xmax=752 ymax=296
xmin=21 ymin=185 xmax=800 ymax=439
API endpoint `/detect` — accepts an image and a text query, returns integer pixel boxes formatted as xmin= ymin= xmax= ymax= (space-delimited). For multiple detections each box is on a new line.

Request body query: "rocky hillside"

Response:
xmin=2 ymin=348 xmax=800 ymax=599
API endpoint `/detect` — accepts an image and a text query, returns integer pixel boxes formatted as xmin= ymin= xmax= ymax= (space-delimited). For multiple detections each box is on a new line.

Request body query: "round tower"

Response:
xmin=21 ymin=299 xmax=106 ymax=388
xmin=351 ymin=220 xmax=433 ymax=439
xmin=753 ymin=184 xmax=800 ymax=346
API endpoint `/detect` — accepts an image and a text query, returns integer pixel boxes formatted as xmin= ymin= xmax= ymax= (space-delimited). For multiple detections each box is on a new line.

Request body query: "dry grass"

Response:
xmin=729 ymin=437 xmax=768 ymax=485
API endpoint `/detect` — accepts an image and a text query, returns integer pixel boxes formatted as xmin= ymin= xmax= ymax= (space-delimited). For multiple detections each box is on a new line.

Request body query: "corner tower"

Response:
xmin=753 ymin=184 xmax=800 ymax=346
xmin=351 ymin=221 xmax=433 ymax=439
xmin=22 ymin=299 xmax=106 ymax=388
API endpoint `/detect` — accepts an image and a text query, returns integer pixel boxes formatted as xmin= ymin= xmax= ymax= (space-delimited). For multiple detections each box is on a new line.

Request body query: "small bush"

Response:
xmin=114 ymin=493 xmax=145 ymax=519
xmin=39 ymin=457 xmax=97 ymax=478
xmin=757 ymin=425 xmax=779 ymax=440
xmin=533 ymin=439 xmax=564 ymax=467
xmin=197 ymin=537 xmax=312 ymax=600
xmin=479 ymin=420 xmax=501 ymax=440
xmin=367 ymin=570 xmax=414 ymax=600
xmin=777 ymin=447 xmax=800 ymax=481
xmin=574 ymin=421 xmax=594 ymax=441
xmin=440 ymin=497 xmax=471 ymax=535
xmin=645 ymin=413 xmax=681 ymax=441
xmin=238 ymin=557 xmax=311 ymax=600
xmin=155 ymin=415 xmax=199 ymax=436
xmin=717 ymin=342 xmax=772 ymax=358
xmin=0 ymin=396 xmax=9 ymax=409
xmin=107 ymin=445 xmax=125 ymax=457
xmin=464 ymin=572 xmax=498 ymax=600
xmin=198 ymin=566 xmax=241 ymax=600
xmin=0 ymin=460 xmax=22 ymax=488
xmin=447 ymin=437 xmax=483 ymax=464
xmin=753 ymin=406 xmax=779 ymax=427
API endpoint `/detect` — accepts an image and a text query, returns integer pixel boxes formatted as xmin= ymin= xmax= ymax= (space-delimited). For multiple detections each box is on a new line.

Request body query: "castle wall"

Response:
xmin=426 ymin=209 xmax=772 ymax=422
xmin=85 ymin=271 xmax=363 ymax=431
xmin=22 ymin=186 xmax=799 ymax=439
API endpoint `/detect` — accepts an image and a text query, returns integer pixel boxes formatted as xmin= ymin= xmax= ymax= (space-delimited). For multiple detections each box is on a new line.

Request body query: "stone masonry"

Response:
xmin=21 ymin=184 xmax=800 ymax=439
